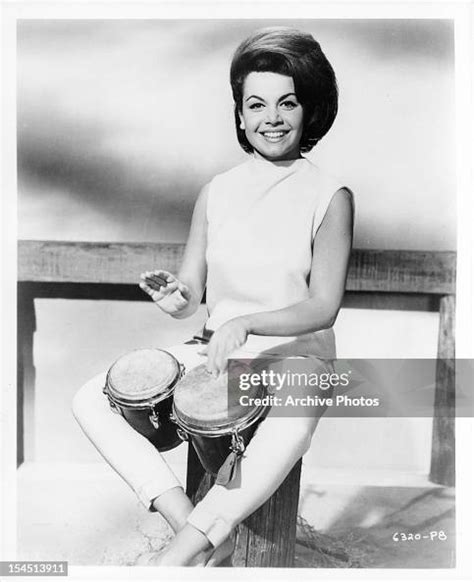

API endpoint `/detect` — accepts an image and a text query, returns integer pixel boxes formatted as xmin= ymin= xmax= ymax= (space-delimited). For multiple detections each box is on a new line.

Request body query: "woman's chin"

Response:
xmin=252 ymin=146 xmax=301 ymax=162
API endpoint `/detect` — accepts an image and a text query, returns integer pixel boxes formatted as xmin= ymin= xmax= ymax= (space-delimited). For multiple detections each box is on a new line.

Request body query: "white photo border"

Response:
xmin=1 ymin=2 xmax=473 ymax=582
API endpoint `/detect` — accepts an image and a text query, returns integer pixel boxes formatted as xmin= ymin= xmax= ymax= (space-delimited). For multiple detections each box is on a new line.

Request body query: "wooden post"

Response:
xmin=233 ymin=460 xmax=302 ymax=567
xmin=430 ymin=295 xmax=455 ymax=486
xmin=17 ymin=283 xmax=36 ymax=466
xmin=186 ymin=444 xmax=302 ymax=568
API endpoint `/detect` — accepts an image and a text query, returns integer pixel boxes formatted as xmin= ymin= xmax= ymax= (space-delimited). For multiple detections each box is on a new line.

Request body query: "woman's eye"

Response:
xmin=248 ymin=102 xmax=264 ymax=110
xmin=281 ymin=100 xmax=298 ymax=110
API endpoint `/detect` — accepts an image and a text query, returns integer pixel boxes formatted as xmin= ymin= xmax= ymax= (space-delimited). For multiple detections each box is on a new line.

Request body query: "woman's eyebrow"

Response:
xmin=245 ymin=92 xmax=298 ymax=102
xmin=278 ymin=92 xmax=297 ymax=101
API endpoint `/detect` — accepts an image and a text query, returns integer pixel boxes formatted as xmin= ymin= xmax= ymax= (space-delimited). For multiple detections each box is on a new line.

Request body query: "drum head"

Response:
xmin=106 ymin=348 xmax=179 ymax=404
xmin=173 ymin=361 xmax=265 ymax=431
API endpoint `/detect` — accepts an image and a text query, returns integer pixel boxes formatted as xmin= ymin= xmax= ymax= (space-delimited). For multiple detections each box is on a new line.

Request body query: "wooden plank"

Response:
xmin=342 ymin=291 xmax=439 ymax=312
xmin=18 ymin=241 xmax=456 ymax=294
xmin=18 ymin=281 xmax=148 ymax=302
xmin=18 ymin=240 xmax=184 ymax=285
xmin=346 ymin=249 xmax=456 ymax=294
xmin=18 ymin=282 xmax=441 ymax=313
xmin=430 ymin=295 xmax=455 ymax=486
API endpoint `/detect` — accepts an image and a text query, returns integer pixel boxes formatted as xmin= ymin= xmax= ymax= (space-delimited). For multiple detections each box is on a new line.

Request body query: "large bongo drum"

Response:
xmin=172 ymin=361 xmax=269 ymax=485
xmin=103 ymin=348 xmax=184 ymax=452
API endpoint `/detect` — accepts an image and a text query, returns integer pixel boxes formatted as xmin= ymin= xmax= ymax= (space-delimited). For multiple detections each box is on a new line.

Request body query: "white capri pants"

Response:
xmin=72 ymin=340 xmax=329 ymax=548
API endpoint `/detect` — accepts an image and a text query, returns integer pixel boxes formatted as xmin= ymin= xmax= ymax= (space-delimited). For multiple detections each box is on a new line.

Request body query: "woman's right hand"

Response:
xmin=139 ymin=270 xmax=191 ymax=316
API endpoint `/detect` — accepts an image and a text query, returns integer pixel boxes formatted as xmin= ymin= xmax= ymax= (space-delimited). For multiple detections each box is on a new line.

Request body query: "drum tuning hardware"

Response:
xmin=176 ymin=427 xmax=189 ymax=442
xmin=149 ymin=409 xmax=160 ymax=429
xmin=106 ymin=396 xmax=123 ymax=416
xmin=231 ymin=431 xmax=245 ymax=455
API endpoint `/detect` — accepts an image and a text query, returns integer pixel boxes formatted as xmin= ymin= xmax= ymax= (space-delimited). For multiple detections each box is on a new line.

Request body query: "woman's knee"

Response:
xmin=286 ymin=418 xmax=317 ymax=456
xmin=71 ymin=372 xmax=108 ymax=420
xmin=254 ymin=415 xmax=318 ymax=455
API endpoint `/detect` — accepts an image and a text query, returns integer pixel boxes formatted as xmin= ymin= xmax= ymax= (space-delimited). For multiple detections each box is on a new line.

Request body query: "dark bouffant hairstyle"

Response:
xmin=230 ymin=27 xmax=338 ymax=154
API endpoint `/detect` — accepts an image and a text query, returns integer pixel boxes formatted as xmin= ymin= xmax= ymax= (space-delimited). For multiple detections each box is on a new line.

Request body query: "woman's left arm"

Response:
xmin=205 ymin=188 xmax=354 ymax=374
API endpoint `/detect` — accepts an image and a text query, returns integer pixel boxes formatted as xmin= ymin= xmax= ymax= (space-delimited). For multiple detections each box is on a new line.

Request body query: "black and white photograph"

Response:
xmin=1 ymin=1 xmax=473 ymax=580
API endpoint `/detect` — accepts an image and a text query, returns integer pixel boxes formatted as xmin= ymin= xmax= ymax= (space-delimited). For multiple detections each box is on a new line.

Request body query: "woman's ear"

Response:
xmin=238 ymin=111 xmax=245 ymax=130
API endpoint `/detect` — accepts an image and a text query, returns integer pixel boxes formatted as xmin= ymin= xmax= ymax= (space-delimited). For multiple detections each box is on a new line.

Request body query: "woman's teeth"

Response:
xmin=262 ymin=131 xmax=286 ymax=141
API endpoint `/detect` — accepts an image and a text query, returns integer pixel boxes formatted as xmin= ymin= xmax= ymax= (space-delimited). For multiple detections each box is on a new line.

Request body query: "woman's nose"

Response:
xmin=265 ymin=106 xmax=283 ymax=125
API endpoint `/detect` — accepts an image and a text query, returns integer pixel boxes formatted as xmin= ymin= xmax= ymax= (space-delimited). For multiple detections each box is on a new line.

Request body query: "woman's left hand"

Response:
xmin=202 ymin=317 xmax=250 ymax=376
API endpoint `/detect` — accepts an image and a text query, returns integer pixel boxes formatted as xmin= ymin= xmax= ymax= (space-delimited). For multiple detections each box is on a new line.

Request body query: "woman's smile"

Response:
xmin=260 ymin=130 xmax=289 ymax=142
xmin=239 ymin=72 xmax=304 ymax=161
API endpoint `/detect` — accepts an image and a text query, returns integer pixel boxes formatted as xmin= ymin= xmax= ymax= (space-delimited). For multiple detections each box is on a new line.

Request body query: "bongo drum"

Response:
xmin=172 ymin=360 xmax=269 ymax=485
xmin=103 ymin=348 xmax=184 ymax=452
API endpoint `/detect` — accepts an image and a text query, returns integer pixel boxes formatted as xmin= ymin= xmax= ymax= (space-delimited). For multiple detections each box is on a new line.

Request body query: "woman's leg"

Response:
xmin=72 ymin=372 xmax=190 ymax=528
xmin=167 ymin=413 xmax=321 ymax=560
xmin=71 ymin=343 xmax=205 ymax=532
xmin=159 ymin=357 xmax=331 ymax=565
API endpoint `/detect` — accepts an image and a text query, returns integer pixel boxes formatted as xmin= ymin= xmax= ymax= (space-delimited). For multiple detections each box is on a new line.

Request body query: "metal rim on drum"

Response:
xmin=171 ymin=362 xmax=268 ymax=439
xmin=104 ymin=348 xmax=184 ymax=410
xmin=172 ymin=397 xmax=267 ymax=438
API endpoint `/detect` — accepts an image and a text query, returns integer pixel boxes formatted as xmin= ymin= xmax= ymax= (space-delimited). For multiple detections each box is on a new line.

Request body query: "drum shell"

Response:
xmin=103 ymin=348 xmax=184 ymax=453
xmin=186 ymin=419 xmax=263 ymax=476
xmin=172 ymin=360 xmax=269 ymax=475
xmin=117 ymin=396 xmax=181 ymax=452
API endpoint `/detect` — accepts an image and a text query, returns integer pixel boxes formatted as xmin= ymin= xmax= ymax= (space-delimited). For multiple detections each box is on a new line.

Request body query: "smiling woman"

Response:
xmin=230 ymin=27 xmax=338 ymax=156
xmin=72 ymin=26 xmax=354 ymax=567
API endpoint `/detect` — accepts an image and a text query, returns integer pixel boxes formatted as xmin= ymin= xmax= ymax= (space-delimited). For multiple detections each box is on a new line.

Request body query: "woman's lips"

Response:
xmin=260 ymin=130 xmax=289 ymax=142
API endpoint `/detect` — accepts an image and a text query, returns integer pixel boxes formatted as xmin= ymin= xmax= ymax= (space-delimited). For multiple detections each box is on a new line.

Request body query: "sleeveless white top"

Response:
xmin=205 ymin=156 xmax=347 ymax=359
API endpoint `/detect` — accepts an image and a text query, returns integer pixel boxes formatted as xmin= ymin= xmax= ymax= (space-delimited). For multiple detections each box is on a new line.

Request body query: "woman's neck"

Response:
xmin=251 ymin=152 xmax=305 ymax=167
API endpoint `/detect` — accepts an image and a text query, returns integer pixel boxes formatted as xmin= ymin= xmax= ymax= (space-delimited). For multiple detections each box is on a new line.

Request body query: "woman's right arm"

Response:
xmin=139 ymin=183 xmax=209 ymax=319
xmin=172 ymin=182 xmax=209 ymax=318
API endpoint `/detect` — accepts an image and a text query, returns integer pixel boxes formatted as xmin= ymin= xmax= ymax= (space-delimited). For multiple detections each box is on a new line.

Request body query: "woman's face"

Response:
xmin=239 ymin=71 xmax=304 ymax=162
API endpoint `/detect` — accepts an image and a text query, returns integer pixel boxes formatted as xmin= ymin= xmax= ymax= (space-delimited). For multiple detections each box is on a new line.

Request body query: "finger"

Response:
xmin=173 ymin=291 xmax=189 ymax=310
xmin=139 ymin=282 xmax=163 ymax=302
xmin=165 ymin=279 xmax=179 ymax=292
xmin=178 ymin=282 xmax=192 ymax=302
xmin=148 ymin=273 xmax=169 ymax=289
xmin=213 ymin=344 xmax=228 ymax=378
xmin=197 ymin=344 xmax=208 ymax=356
xmin=141 ymin=271 xmax=158 ymax=286
xmin=150 ymin=271 xmax=169 ymax=285
xmin=146 ymin=276 xmax=178 ymax=295
xmin=216 ymin=352 xmax=229 ymax=377
xmin=153 ymin=270 xmax=175 ymax=283
xmin=139 ymin=280 xmax=158 ymax=296
xmin=206 ymin=344 xmax=218 ymax=377
xmin=142 ymin=277 xmax=165 ymax=293
xmin=140 ymin=271 xmax=168 ymax=281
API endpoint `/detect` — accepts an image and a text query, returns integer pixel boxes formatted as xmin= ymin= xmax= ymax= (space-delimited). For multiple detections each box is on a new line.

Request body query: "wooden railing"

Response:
xmin=17 ymin=240 xmax=456 ymax=566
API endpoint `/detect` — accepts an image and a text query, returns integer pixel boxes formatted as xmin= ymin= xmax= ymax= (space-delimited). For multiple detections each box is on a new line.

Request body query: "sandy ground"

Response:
xmin=17 ymin=460 xmax=454 ymax=569
xmin=296 ymin=484 xmax=454 ymax=568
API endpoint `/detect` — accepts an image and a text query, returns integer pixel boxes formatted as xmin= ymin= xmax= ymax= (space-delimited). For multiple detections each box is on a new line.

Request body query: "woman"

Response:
xmin=73 ymin=26 xmax=354 ymax=567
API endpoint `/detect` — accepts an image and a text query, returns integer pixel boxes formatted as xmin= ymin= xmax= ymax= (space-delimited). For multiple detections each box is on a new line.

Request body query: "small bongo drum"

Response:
xmin=172 ymin=361 xmax=269 ymax=485
xmin=103 ymin=348 xmax=184 ymax=452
